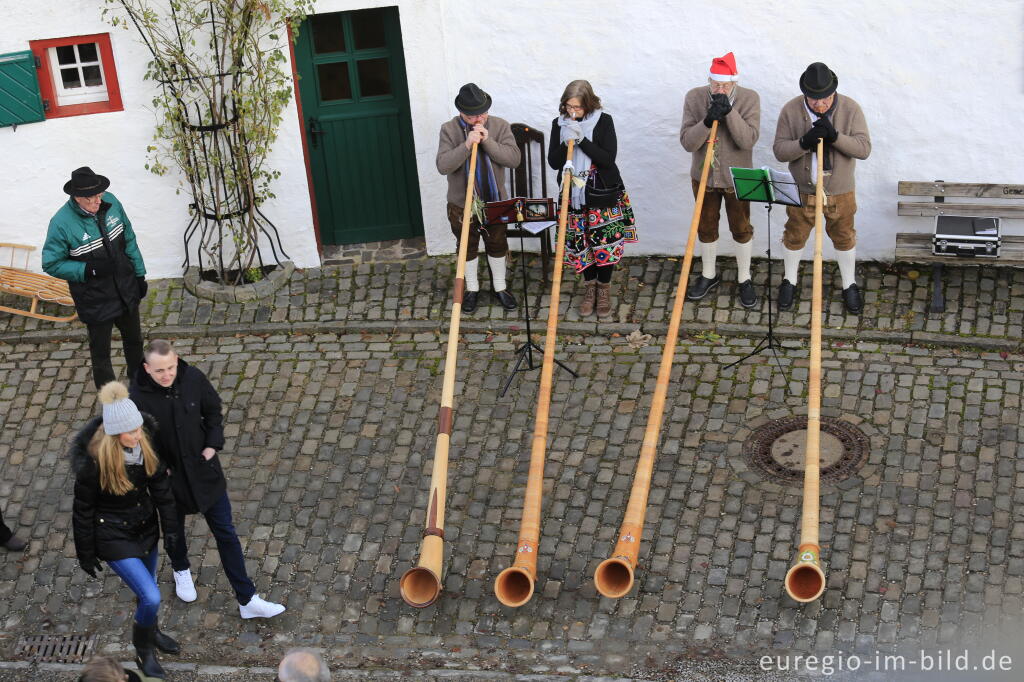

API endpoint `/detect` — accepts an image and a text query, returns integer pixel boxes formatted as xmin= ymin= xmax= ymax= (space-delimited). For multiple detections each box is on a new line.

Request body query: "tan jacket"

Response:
xmin=680 ymin=85 xmax=760 ymax=189
xmin=772 ymin=94 xmax=871 ymax=195
xmin=435 ymin=115 xmax=521 ymax=207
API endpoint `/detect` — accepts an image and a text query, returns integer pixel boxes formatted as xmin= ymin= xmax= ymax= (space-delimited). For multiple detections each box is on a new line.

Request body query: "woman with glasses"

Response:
xmin=72 ymin=382 xmax=180 ymax=680
xmin=548 ymin=79 xmax=637 ymax=318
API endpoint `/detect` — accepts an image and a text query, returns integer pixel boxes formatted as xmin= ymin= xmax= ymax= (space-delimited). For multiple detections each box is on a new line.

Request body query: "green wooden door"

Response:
xmin=295 ymin=8 xmax=423 ymax=245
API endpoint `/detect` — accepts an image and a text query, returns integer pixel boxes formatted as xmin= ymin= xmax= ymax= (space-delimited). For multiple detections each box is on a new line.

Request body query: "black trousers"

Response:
xmin=86 ymin=306 xmax=144 ymax=389
xmin=0 ymin=507 xmax=12 ymax=545
xmin=582 ymin=263 xmax=614 ymax=283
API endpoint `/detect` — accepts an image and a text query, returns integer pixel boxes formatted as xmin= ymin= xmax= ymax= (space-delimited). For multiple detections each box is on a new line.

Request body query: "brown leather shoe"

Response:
xmin=596 ymin=282 xmax=612 ymax=317
xmin=3 ymin=535 xmax=27 ymax=551
xmin=578 ymin=281 xmax=597 ymax=316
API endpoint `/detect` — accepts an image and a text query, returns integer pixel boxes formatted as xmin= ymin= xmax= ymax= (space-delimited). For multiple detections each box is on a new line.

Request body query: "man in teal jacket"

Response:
xmin=43 ymin=167 xmax=148 ymax=388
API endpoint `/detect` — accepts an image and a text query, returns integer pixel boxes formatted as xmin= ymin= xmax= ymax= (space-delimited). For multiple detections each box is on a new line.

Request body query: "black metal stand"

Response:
xmin=724 ymin=204 xmax=786 ymax=378
xmin=500 ymin=224 xmax=576 ymax=397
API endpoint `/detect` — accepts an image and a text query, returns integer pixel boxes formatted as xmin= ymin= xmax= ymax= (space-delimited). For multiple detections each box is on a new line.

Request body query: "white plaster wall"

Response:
xmin=2 ymin=4 xmax=320 ymax=277
xmin=425 ymin=0 xmax=1024 ymax=260
xmin=316 ymin=0 xmax=1024 ymax=260
xmin=5 ymin=1 xmax=1024 ymax=271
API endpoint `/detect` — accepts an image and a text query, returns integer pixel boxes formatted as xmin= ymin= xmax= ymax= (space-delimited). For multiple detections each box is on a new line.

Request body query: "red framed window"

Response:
xmin=29 ymin=33 xmax=123 ymax=118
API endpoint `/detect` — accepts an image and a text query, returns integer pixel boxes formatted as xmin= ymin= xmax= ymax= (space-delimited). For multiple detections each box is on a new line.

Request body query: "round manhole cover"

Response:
xmin=743 ymin=416 xmax=869 ymax=484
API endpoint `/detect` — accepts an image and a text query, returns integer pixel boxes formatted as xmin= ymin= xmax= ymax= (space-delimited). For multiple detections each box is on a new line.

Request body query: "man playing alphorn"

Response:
xmin=435 ymin=83 xmax=521 ymax=314
xmin=773 ymin=62 xmax=871 ymax=314
xmin=680 ymin=52 xmax=761 ymax=308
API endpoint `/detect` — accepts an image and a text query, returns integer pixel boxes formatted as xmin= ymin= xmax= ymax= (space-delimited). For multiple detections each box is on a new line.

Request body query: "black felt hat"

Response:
xmin=799 ymin=62 xmax=838 ymax=98
xmin=63 ymin=166 xmax=110 ymax=197
xmin=454 ymin=83 xmax=491 ymax=116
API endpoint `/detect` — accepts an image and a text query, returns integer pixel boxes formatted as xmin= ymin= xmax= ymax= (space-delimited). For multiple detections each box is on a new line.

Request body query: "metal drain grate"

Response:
xmin=14 ymin=633 xmax=97 ymax=663
xmin=743 ymin=416 xmax=869 ymax=484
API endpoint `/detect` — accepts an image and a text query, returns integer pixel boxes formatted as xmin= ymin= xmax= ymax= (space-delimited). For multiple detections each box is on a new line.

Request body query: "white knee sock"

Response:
xmin=487 ymin=254 xmax=508 ymax=292
xmin=734 ymin=239 xmax=753 ymax=283
xmin=836 ymin=247 xmax=857 ymax=288
xmin=783 ymin=246 xmax=803 ymax=284
xmin=464 ymin=257 xmax=480 ymax=292
xmin=701 ymin=240 xmax=718 ymax=279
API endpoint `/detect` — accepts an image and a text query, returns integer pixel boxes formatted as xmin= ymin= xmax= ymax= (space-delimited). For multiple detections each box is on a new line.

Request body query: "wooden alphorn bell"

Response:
xmin=784 ymin=137 xmax=827 ymax=603
xmin=494 ymin=139 xmax=576 ymax=607
xmin=400 ymin=142 xmax=480 ymax=607
xmin=593 ymin=122 xmax=720 ymax=598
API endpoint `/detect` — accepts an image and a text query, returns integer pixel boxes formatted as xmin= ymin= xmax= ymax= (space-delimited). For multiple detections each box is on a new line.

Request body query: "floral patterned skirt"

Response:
xmin=562 ymin=190 xmax=638 ymax=273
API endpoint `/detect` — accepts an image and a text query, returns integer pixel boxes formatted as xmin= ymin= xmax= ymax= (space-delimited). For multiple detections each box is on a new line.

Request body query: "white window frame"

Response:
xmin=47 ymin=42 xmax=108 ymax=107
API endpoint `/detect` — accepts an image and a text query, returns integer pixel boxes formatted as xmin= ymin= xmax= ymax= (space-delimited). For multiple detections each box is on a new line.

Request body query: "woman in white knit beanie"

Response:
xmin=70 ymin=382 xmax=180 ymax=680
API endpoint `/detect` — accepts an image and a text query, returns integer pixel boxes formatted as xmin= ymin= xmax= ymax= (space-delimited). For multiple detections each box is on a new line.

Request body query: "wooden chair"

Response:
xmin=895 ymin=181 xmax=1024 ymax=312
xmin=0 ymin=243 xmax=78 ymax=322
xmin=507 ymin=123 xmax=554 ymax=284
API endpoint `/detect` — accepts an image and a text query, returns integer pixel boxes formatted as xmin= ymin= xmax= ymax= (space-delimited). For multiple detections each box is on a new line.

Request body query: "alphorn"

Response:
xmin=784 ymin=138 xmax=827 ymax=602
xmin=494 ymin=139 xmax=576 ymax=607
xmin=594 ymin=122 xmax=720 ymax=598
xmin=400 ymin=142 xmax=480 ymax=607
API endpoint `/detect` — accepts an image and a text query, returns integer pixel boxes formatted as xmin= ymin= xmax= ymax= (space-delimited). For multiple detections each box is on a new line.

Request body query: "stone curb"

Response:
xmin=1 ymin=317 xmax=1019 ymax=353
xmin=0 ymin=660 xmax=642 ymax=681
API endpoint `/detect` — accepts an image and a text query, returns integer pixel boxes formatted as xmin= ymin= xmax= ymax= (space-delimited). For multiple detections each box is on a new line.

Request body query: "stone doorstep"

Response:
xmin=323 ymin=237 xmax=427 ymax=266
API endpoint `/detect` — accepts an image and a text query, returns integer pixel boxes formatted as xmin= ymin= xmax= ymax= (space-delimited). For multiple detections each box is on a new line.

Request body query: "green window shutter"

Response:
xmin=0 ymin=50 xmax=45 ymax=128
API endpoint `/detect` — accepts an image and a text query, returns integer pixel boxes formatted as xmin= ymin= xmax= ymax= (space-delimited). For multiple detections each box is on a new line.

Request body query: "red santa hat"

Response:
xmin=709 ymin=52 xmax=738 ymax=82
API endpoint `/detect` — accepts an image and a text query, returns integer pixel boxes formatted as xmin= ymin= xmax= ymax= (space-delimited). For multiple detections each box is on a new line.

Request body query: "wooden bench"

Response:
xmin=0 ymin=243 xmax=78 ymax=322
xmin=896 ymin=181 xmax=1024 ymax=312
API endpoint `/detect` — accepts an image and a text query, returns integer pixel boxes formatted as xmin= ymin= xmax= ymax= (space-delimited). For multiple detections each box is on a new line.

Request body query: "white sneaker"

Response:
xmin=173 ymin=569 xmax=197 ymax=602
xmin=239 ymin=593 xmax=286 ymax=619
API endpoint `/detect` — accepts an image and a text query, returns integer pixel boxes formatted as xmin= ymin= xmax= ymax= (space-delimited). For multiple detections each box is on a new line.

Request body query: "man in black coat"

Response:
xmin=129 ymin=339 xmax=286 ymax=619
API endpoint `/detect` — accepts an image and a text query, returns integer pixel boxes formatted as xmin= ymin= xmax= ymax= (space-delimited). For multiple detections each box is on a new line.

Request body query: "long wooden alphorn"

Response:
xmin=494 ymin=139 xmax=576 ymax=607
xmin=400 ymin=142 xmax=479 ymax=607
xmin=784 ymin=138 xmax=827 ymax=602
xmin=594 ymin=122 xmax=720 ymax=598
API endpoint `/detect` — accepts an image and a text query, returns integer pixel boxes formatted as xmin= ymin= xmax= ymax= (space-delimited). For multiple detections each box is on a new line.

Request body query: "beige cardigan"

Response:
xmin=772 ymin=94 xmax=871 ymax=195
xmin=435 ymin=115 xmax=521 ymax=207
xmin=680 ymin=84 xmax=760 ymax=189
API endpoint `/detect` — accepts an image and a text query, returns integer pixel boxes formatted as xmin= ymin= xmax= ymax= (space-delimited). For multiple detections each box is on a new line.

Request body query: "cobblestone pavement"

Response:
xmin=1 ymin=316 xmax=1022 ymax=679
xmin=1 ymin=253 xmax=1023 ymax=679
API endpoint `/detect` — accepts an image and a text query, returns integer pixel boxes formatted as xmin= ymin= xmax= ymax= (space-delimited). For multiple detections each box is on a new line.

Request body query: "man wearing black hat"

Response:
xmin=436 ymin=83 xmax=521 ymax=313
xmin=773 ymin=62 xmax=871 ymax=314
xmin=42 ymin=168 xmax=148 ymax=388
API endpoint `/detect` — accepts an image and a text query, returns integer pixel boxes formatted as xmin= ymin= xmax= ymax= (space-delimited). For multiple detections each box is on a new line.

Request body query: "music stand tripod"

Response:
xmin=496 ymin=203 xmax=577 ymax=397
xmin=723 ymin=169 xmax=801 ymax=377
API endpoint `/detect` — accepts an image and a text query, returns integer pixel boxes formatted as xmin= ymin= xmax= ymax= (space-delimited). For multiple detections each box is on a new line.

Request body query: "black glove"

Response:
xmin=703 ymin=94 xmax=733 ymax=127
xmin=163 ymin=532 xmax=179 ymax=555
xmin=84 ymin=260 xmax=112 ymax=279
xmin=137 ymin=276 xmax=148 ymax=299
xmin=799 ymin=124 xmax=826 ymax=150
xmin=813 ymin=116 xmax=838 ymax=144
xmin=78 ymin=556 xmax=103 ymax=578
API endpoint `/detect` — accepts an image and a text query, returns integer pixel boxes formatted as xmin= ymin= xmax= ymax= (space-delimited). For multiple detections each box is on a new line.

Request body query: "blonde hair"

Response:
xmin=89 ymin=423 xmax=160 ymax=495
xmin=80 ymin=655 xmax=126 ymax=682
xmin=559 ymin=79 xmax=602 ymax=117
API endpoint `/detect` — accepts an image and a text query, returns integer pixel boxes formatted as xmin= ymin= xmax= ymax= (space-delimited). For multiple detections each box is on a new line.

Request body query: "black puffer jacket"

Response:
xmin=71 ymin=415 xmax=177 ymax=564
xmin=129 ymin=358 xmax=227 ymax=515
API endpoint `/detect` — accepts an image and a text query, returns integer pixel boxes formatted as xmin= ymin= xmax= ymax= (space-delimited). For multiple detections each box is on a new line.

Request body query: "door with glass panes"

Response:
xmin=295 ymin=7 xmax=423 ymax=245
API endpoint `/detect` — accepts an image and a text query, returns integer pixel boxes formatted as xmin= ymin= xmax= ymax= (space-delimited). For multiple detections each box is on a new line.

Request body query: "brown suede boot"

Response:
xmin=596 ymin=282 xmax=612 ymax=317
xmin=578 ymin=280 xmax=597 ymax=316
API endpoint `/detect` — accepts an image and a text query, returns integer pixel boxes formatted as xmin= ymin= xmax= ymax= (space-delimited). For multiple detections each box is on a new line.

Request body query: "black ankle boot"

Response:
xmin=153 ymin=622 xmax=180 ymax=655
xmin=133 ymin=622 xmax=166 ymax=679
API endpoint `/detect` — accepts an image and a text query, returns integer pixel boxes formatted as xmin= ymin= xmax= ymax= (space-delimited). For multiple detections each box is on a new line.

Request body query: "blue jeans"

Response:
xmin=107 ymin=546 xmax=160 ymax=626
xmin=167 ymin=492 xmax=256 ymax=605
